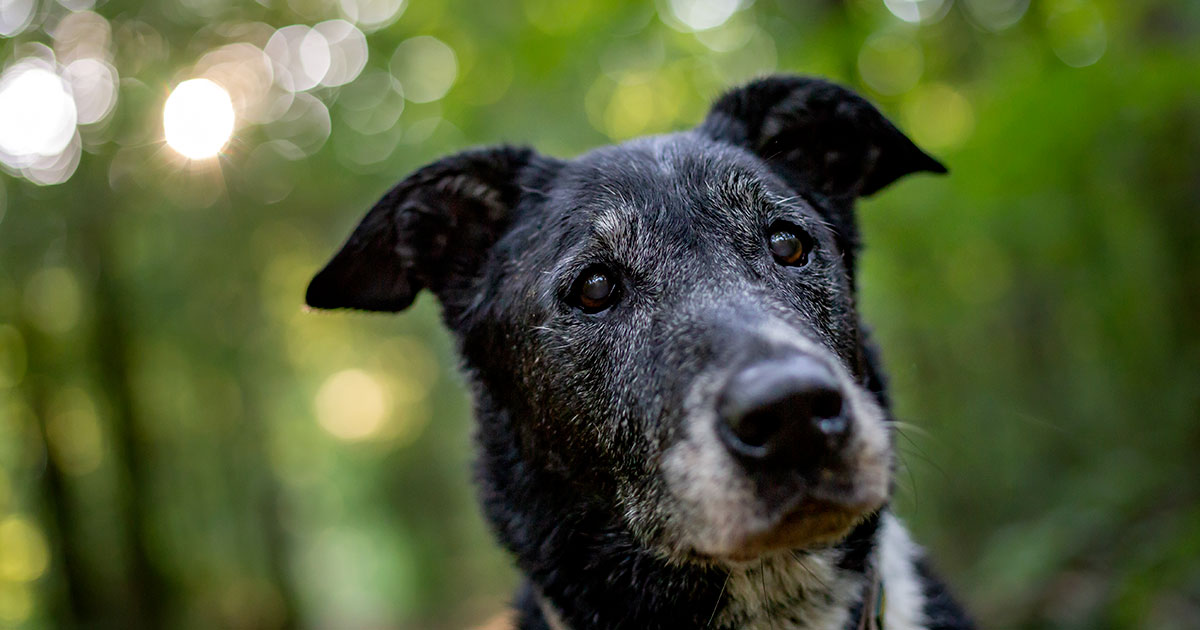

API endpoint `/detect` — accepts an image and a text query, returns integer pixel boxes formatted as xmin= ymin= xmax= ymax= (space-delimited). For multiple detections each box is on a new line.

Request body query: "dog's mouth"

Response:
xmin=697 ymin=478 xmax=886 ymax=563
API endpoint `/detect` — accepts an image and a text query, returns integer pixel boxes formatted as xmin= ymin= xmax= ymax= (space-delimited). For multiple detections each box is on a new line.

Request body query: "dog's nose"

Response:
xmin=718 ymin=357 xmax=849 ymax=468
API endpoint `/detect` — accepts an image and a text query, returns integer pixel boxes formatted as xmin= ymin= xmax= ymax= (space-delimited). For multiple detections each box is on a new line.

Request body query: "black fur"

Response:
xmin=307 ymin=75 xmax=973 ymax=630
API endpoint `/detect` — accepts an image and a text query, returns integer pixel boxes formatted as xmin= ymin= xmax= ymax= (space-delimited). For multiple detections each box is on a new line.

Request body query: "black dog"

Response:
xmin=306 ymin=75 xmax=974 ymax=630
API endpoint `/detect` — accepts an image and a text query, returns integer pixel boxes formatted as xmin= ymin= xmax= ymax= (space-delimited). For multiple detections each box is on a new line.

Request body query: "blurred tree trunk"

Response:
xmin=22 ymin=331 xmax=87 ymax=629
xmin=79 ymin=184 xmax=169 ymax=630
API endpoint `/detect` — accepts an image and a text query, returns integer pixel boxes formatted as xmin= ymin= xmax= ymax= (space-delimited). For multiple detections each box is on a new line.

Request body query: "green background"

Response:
xmin=0 ymin=0 xmax=1197 ymax=628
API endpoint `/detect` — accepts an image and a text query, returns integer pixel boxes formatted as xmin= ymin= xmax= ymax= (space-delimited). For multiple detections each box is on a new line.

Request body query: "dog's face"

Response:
xmin=307 ymin=77 xmax=944 ymax=564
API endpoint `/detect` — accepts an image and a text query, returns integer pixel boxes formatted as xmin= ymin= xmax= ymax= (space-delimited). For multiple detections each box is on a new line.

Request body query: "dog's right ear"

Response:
xmin=306 ymin=145 xmax=552 ymax=312
xmin=697 ymin=76 xmax=945 ymax=200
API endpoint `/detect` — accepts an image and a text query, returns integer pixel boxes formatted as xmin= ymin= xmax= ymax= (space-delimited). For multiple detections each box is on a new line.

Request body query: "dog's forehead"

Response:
xmin=547 ymin=133 xmax=788 ymax=228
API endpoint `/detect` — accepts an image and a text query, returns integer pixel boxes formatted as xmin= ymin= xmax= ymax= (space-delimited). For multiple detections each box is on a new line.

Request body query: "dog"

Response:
xmin=305 ymin=75 xmax=974 ymax=630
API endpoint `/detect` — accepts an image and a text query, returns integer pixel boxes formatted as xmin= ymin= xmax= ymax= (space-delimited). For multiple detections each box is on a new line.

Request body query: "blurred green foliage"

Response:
xmin=0 ymin=0 xmax=1198 ymax=628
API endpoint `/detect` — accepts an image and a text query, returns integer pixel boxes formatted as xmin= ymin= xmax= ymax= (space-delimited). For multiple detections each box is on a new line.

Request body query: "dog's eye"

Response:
xmin=768 ymin=223 xmax=811 ymax=267
xmin=573 ymin=267 xmax=617 ymax=313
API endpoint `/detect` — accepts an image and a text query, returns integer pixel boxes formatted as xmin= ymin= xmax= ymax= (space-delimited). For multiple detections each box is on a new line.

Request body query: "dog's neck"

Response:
xmin=524 ymin=538 xmax=885 ymax=630
xmin=473 ymin=401 xmax=925 ymax=630
xmin=524 ymin=515 xmax=923 ymax=630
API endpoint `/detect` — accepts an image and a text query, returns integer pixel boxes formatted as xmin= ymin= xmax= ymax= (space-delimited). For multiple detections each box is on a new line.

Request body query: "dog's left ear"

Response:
xmin=698 ymin=76 xmax=946 ymax=199
xmin=306 ymin=145 xmax=555 ymax=312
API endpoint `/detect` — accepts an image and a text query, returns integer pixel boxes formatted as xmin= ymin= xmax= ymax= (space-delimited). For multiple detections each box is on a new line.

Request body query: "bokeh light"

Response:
xmin=0 ymin=60 xmax=78 ymax=167
xmin=962 ymin=0 xmax=1030 ymax=31
xmin=51 ymin=10 xmax=111 ymax=64
xmin=1046 ymin=2 xmax=1107 ymax=68
xmin=266 ymin=24 xmax=331 ymax=92
xmin=316 ymin=19 xmax=368 ymax=87
xmin=22 ymin=266 xmax=82 ymax=334
xmin=45 ymin=386 xmax=105 ymax=476
xmin=882 ymin=0 xmax=951 ymax=24
xmin=315 ymin=369 xmax=391 ymax=441
xmin=0 ymin=0 xmax=35 ymax=37
xmin=0 ymin=515 xmax=50 ymax=582
xmin=63 ymin=58 xmax=118 ymax=124
xmin=196 ymin=43 xmax=277 ymax=124
xmin=339 ymin=0 xmax=407 ymax=32
xmin=857 ymin=31 xmax=923 ymax=95
xmin=266 ymin=92 xmax=331 ymax=157
xmin=0 ymin=582 xmax=33 ymax=626
xmin=902 ymin=82 xmax=975 ymax=151
xmin=665 ymin=0 xmax=739 ymax=32
xmin=389 ymin=36 xmax=457 ymax=103
xmin=163 ymin=79 xmax=235 ymax=160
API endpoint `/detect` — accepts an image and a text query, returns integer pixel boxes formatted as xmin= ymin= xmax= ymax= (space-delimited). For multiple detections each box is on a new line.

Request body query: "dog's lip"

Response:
xmin=708 ymin=506 xmax=876 ymax=563
xmin=696 ymin=480 xmax=887 ymax=564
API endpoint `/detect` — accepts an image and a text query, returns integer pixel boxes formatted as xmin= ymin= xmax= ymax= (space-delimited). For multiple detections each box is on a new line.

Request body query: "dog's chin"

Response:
xmin=688 ymin=485 xmax=888 ymax=564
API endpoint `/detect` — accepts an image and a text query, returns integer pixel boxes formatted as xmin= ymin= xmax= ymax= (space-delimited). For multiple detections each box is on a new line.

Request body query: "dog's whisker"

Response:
xmin=705 ymin=572 xmax=730 ymax=628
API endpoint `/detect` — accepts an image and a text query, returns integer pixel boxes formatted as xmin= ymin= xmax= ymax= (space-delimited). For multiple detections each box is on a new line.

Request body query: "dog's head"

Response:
xmin=307 ymin=76 xmax=944 ymax=564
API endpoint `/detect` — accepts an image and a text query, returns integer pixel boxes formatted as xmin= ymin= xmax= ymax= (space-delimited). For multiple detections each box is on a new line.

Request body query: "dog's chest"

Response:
xmin=716 ymin=552 xmax=859 ymax=630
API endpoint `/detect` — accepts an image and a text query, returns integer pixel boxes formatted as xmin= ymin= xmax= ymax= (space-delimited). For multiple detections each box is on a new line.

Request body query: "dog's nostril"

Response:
xmin=810 ymin=389 xmax=844 ymax=423
xmin=728 ymin=410 xmax=782 ymax=449
xmin=718 ymin=357 xmax=849 ymax=464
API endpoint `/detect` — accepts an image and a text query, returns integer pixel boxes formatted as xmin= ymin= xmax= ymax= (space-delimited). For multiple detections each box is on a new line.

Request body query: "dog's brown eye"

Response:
xmin=768 ymin=225 xmax=809 ymax=266
xmin=574 ymin=268 xmax=617 ymax=313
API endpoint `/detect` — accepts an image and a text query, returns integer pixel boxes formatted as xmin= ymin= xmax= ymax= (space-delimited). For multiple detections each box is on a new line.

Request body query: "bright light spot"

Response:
xmin=266 ymin=25 xmax=331 ymax=92
xmin=1047 ymin=2 xmax=1107 ymax=68
xmin=389 ymin=36 xmax=457 ymax=103
xmin=339 ymin=0 xmax=407 ymax=32
xmin=0 ymin=0 xmax=35 ymax=37
xmin=666 ymin=0 xmax=739 ymax=31
xmin=163 ymin=79 xmax=235 ymax=160
xmin=962 ymin=0 xmax=1029 ymax=31
xmin=315 ymin=369 xmax=391 ymax=441
xmin=882 ymin=0 xmax=950 ymax=24
xmin=0 ymin=515 xmax=49 ymax=582
xmin=858 ymin=32 xmax=923 ymax=95
xmin=316 ymin=19 xmax=368 ymax=87
xmin=63 ymin=58 xmax=118 ymax=124
xmin=0 ymin=59 xmax=82 ymax=185
xmin=0 ymin=62 xmax=78 ymax=161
